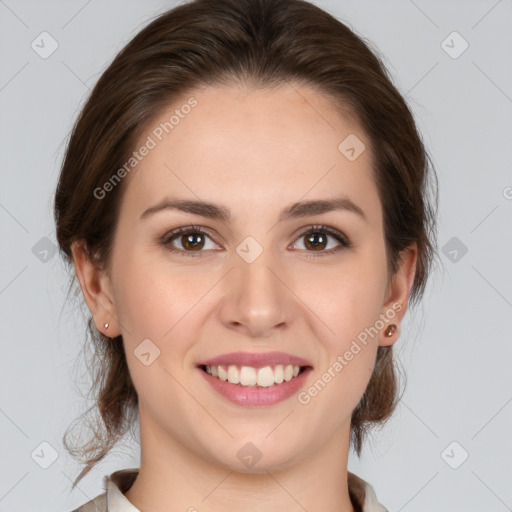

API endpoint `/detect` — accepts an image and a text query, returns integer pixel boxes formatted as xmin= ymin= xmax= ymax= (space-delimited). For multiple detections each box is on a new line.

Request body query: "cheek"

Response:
xmin=301 ymin=253 xmax=386 ymax=403
xmin=111 ymin=248 xmax=197 ymax=338
xmin=306 ymin=256 xmax=387 ymax=338
xmin=298 ymin=266 xmax=383 ymax=420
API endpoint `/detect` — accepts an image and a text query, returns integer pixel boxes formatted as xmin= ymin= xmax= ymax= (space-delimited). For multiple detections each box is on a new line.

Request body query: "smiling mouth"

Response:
xmin=199 ymin=364 xmax=309 ymax=387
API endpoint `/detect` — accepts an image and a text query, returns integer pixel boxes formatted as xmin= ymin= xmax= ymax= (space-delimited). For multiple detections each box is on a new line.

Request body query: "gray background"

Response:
xmin=1 ymin=0 xmax=511 ymax=511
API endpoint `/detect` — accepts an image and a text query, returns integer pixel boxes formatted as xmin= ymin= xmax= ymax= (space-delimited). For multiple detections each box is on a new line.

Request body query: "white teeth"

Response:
xmin=274 ymin=364 xmax=284 ymax=384
xmin=240 ymin=366 xmax=257 ymax=386
xmin=228 ymin=365 xmax=239 ymax=384
xmin=218 ymin=366 xmax=228 ymax=382
xmin=204 ymin=364 xmax=302 ymax=387
xmin=256 ymin=366 xmax=274 ymax=387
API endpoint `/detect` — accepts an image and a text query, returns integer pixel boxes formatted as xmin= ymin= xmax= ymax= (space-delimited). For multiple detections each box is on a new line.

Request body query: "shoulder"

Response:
xmin=70 ymin=491 xmax=107 ymax=512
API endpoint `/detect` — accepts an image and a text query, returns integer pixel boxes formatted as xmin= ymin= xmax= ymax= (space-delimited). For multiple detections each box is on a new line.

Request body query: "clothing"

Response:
xmin=71 ymin=468 xmax=388 ymax=512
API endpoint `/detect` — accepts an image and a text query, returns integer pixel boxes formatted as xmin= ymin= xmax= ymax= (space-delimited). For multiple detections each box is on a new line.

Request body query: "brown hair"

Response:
xmin=54 ymin=0 xmax=439 ymax=489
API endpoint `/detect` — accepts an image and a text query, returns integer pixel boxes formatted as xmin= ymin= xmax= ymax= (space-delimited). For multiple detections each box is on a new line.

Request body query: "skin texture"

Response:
xmin=72 ymin=82 xmax=417 ymax=512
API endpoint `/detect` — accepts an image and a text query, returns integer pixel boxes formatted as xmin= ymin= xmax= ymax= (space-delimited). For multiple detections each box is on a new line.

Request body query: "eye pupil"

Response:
xmin=182 ymin=233 xmax=204 ymax=251
xmin=305 ymin=232 xmax=327 ymax=251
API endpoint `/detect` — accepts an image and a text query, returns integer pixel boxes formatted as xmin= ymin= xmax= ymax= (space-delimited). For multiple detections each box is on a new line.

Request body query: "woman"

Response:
xmin=55 ymin=0 xmax=438 ymax=510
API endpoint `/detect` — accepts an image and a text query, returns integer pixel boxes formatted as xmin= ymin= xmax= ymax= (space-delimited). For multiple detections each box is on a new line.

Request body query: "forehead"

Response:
xmin=120 ymin=83 xmax=382 ymax=226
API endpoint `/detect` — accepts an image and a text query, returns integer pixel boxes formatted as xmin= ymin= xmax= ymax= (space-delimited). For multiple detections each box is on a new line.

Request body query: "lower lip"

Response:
xmin=198 ymin=367 xmax=312 ymax=407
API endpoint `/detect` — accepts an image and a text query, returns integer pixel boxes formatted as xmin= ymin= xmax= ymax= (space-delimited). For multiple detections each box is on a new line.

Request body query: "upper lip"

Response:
xmin=197 ymin=351 xmax=312 ymax=369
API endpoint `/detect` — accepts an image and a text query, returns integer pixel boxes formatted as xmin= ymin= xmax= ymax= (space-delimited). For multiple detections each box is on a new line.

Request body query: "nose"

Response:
xmin=218 ymin=246 xmax=293 ymax=338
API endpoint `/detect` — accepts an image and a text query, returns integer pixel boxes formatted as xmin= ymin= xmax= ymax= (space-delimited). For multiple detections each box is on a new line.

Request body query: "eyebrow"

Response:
xmin=140 ymin=196 xmax=367 ymax=223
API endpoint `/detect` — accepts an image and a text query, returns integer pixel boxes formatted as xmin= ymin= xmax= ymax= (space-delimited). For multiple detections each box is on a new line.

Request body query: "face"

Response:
xmin=76 ymin=82 xmax=415 ymax=473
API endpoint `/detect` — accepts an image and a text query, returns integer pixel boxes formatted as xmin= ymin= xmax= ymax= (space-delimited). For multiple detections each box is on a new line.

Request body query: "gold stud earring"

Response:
xmin=384 ymin=324 xmax=397 ymax=337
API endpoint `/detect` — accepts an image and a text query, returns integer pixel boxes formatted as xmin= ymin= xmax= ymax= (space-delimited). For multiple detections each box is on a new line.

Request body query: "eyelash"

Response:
xmin=160 ymin=224 xmax=352 ymax=258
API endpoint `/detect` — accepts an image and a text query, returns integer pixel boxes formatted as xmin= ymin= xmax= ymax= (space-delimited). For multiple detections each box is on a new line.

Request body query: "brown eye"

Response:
xmin=179 ymin=232 xmax=206 ymax=251
xmin=161 ymin=226 xmax=219 ymax=257
xmin=292 ymin=225 xmax=351 ymax=256
xmin=303 ymin=231 xmax=329 ymax=251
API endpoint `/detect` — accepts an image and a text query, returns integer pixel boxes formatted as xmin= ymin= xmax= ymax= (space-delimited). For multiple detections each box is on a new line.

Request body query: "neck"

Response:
xmin=124 ymin=408 xmax=356 ymax=512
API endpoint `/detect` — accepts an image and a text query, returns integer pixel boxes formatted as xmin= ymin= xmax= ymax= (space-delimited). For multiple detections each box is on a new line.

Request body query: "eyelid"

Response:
xmin=160 ymin=223 xmax=352 ymax=257
xmin=160 ymin=224 xmax=216 ymax=242
xmin=293 ymin=224 xmax=351 ymax=248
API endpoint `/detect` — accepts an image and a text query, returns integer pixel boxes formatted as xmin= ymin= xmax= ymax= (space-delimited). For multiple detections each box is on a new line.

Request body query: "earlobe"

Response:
xmin=70 ymin=240 xmax=120 ymax=337
xmin=379 ymin=242 xmax=418 ymax=347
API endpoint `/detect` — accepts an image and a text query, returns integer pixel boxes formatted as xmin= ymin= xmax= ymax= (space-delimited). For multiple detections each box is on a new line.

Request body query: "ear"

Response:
xmin=70 ymin=240 xmax=121 ymax=337
xmin=379 ymin=242 xmax=418 ymax=347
